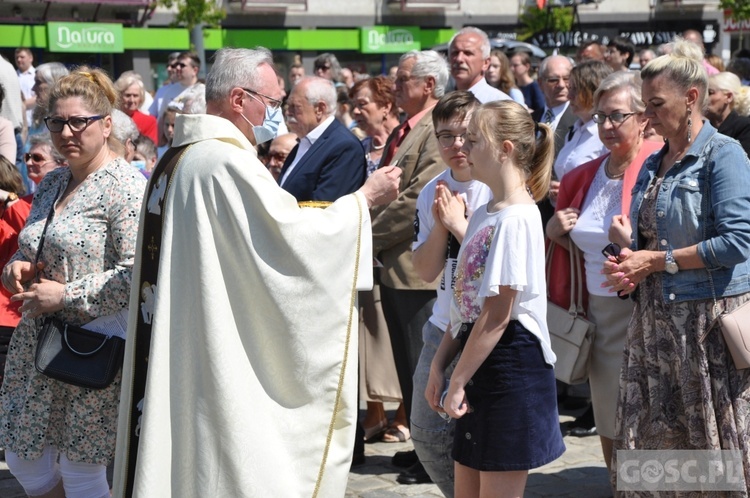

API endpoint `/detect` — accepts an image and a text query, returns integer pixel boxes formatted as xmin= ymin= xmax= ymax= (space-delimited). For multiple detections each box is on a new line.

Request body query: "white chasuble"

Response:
xmin=113 ymin=114 xmax=372 ymax=498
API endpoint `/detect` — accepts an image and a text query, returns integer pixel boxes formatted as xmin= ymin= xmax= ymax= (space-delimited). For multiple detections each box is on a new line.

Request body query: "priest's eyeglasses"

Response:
xmin=592 ymin=112 xmax=636 ymax=125
xmin=44 ymin=115 xmax=104 ymax=133
xmin=241 ymin=88 xmax=283 ymax=111
xmin=436 ymin=133 xmax=467 ymax=148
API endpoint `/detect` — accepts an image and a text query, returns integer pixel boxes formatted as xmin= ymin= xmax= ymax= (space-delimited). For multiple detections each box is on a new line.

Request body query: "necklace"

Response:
xmin=604 ymin=157 xmax=625 ymax=180
xmin=370 ymin=140 xmax=386 ymax=151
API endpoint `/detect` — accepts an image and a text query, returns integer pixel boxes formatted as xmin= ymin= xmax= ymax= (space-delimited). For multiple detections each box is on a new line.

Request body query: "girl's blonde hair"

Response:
xmin=471 ymin=100 xmax=554 ymax=201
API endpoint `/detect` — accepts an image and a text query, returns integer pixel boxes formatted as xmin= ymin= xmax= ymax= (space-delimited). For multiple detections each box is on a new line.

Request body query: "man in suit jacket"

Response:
xmin=371 ymin=49 xmax=449 ymax=485
xmin=279 ymin=76 xmax=366 ymax=201
xmin=537 ymin=55 xmax=576 ymax=225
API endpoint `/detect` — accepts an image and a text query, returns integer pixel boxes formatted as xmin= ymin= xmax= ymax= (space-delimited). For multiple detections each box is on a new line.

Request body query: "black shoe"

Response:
xmin=396 ymin=461 xmax=433 ymax=485
xmin=391 ymin=449 xmax=418 ymax=468
xmin=351 ymin=452 xmax=366 ymax=468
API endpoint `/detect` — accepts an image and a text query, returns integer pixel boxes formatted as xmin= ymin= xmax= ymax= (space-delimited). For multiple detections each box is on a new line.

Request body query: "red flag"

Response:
xmin=536 ymin=0 xmax=546 ymax=8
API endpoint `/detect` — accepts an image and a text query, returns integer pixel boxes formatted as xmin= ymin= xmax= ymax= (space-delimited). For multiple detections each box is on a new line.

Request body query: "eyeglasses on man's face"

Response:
xmin=545 ymin=76 xmax=570 ymax=86
xmin=44 ymin=115 xmax=104 ymax=133
xmin=592 ymin=112 xmax=636 ymax=125
xmin=436 ymin=132 xmax=467 ymax=148
xmin=315 ymin=65 xmax=331 ymax=71
xmin=241 ymin=88 xmax=283 ymax=111
xmin=169 ymin=62 xmax=188 ymax=69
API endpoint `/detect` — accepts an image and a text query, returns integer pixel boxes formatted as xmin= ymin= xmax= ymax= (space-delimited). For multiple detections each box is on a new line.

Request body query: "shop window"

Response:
xmin=387 ymin=0 xmax=461 ymax=9
xmin=45 ymin=0 xmax=151 ymax=4
xmin=228 ymin=0 xmax=307 ymax=9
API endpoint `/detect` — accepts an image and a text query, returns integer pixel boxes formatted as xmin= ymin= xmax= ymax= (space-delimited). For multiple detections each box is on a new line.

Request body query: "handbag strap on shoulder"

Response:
xmin=33 ymin=186 xmax=62 ymax=284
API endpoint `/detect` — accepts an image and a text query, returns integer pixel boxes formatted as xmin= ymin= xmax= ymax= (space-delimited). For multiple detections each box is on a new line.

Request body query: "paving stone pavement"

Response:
xmin=0 ymin=416 xmax=611 ymax=497
xmin=347 ymin=413 xmax=612 ymax=498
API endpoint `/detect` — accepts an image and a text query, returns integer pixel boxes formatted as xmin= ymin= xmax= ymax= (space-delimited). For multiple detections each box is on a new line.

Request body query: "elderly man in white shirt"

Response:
xmin=449 ymin=27 xmax=510 ymax=103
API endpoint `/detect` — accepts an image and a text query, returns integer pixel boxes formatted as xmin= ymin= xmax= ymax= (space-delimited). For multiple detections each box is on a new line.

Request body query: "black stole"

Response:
xmin=121 ymin=145 xmax=188 ymax=496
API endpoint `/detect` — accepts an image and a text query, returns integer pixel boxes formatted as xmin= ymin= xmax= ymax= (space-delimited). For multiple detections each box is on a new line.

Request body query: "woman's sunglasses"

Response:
xmin=24 ymin=153 xmax=52 ymax=163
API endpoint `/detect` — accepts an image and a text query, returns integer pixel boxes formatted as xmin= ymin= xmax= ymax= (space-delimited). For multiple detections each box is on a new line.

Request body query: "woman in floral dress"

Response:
xmin=0 ymin=68 xmax=146 ymax=498
xmin=604 ymin=38 xmax=750 ymax=496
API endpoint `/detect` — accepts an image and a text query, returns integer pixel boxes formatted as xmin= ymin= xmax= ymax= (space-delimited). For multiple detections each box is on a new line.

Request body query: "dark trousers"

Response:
xmin=0 ymin=325 xmax=15 ymax=388
xmin=379 ymin=285 xmax=436 ymax=422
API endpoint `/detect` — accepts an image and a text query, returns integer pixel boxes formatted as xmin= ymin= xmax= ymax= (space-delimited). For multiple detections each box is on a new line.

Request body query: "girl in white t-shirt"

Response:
xmin=426 ymin=100 xmax=565 ymax=497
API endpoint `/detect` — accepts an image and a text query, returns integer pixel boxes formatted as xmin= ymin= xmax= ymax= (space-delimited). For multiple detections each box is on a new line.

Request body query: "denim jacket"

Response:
xmin=630 ymin=122 xmax=750 ymax=303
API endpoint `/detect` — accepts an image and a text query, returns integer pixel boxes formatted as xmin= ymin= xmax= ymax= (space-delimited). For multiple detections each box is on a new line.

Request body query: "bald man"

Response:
xmin=266 ymin=132 xmax=297 ymax=181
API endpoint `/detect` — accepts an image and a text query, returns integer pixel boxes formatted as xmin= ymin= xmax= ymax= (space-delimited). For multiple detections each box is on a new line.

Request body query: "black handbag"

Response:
xmin=32 ymin=189 xmax=125 ymax=389
xmin=35 ymin=318 xmax=124 ymax=389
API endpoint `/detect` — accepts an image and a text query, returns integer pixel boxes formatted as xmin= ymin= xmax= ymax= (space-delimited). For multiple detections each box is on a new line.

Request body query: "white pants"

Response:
xmin=5 ymin=445 xmax=109 ymax=498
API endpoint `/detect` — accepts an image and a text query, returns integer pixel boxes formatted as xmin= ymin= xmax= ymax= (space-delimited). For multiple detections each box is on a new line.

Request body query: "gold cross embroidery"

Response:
xmin=147 ymin=236 xmax=158 ymax=260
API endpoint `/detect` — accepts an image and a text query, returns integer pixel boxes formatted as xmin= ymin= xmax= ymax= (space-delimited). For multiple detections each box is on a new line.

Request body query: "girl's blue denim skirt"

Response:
xmin=452 ymin=320 xmax=565 ymax=471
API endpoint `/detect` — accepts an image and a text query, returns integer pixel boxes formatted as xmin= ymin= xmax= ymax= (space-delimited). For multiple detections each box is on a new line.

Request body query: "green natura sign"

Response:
xmin=360 ymin=26 xmax=421 ymax=54
xmin=48 ymin=22 xmax=124 ymax=53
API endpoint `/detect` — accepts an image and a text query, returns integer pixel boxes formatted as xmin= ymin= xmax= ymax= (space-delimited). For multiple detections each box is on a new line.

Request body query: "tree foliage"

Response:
xmin=518 ymin=5 xmax=575 ymax=41
xmin=157 ymin=0 xmax=225 ymax=30
xmin=721 ymin=0 xmax=750 ymax=23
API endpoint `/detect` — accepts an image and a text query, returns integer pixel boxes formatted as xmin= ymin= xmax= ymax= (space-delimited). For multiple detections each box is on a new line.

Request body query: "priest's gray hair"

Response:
xmin=299 ymin=76 xmax=337 ymax=116
xmin=205 ymin=47 xmax=274 ymax=104
xmin=399 ymin=50 xmax=450 ymax=99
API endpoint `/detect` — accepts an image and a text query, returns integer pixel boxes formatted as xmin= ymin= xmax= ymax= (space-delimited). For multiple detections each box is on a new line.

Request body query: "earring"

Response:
xmin=686 ymin=107 xmax=692 ymax=143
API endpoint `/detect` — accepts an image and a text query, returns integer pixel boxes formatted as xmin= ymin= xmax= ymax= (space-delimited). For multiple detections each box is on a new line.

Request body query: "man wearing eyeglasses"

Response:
xmin=538 ymin=55 xmax=576 ymax=156
xmin=278 ymin=76 xmax=366 ymax=201
xmin=148 ymin=51 xmax=201 ymax=123
xmin=113 ymin=46 xmax=401 ymax=498
xmin=371 ymin=49 xmax=448 ymax=486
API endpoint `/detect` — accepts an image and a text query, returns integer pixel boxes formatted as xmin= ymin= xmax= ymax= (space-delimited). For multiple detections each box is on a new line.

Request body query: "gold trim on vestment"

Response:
xmin=298 ymin=201 xmax=333 ymax=209
xmin=312 ymin=193 xmax=362 ymax=497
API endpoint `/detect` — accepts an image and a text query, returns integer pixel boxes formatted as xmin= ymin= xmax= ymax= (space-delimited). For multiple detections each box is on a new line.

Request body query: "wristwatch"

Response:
xmin=4 ymin=192 xmax=17 ymax=206
xmin=665 ymin=249 xmax=679 ymax=275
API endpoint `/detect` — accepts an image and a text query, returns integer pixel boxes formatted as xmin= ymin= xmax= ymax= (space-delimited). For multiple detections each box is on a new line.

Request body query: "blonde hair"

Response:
xmin=710 ymin=71 xmax=750 ymax=116
xmin=48 ymin=67 xmax=121 ymax=149
xmin=641 ymin=37 xmax=708 ymax=108
xmin=471 ymin=100 xmax=554 ymax=201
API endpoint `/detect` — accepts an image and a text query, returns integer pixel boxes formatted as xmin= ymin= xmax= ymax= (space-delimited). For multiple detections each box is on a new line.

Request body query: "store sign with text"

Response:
xmin=531 ymin=31 xmax=609 ymax=49
xmin=723 ymin=11 xmax=750 ymax=33
xmin=360 ymin=26 xmax=420 ymax=54
xmin=47 ymin=22 xmax=124 ymax=53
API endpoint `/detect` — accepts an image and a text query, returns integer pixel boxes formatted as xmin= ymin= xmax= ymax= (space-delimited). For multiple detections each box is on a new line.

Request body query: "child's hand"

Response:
xmin=425 ymin=366 xmax=445 ymax=413
xmin=444 ymin=381 xmax=470 ymax=419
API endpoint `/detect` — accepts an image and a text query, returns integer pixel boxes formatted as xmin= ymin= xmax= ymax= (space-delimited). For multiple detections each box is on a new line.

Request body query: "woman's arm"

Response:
xmin=61 ymin=173 xmax=146 ymax=317
xmin=699 ymin=141 xmax=750 ymax=268
xmin=443 ymin=288 xmax=516 ymax=419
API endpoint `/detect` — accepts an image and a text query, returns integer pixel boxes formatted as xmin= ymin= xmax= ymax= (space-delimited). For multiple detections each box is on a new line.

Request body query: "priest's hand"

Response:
xmin=2 ymin=260 xmax=44 ymax=295
xmin=359 ymin=166 xmax=402 ymax=208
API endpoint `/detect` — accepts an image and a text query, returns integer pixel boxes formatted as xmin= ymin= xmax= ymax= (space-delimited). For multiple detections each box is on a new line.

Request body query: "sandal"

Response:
xmin=382 ymin=425 xmax=411 ymax=443
xmin=363 ymin=418 xmax=388 ymax=442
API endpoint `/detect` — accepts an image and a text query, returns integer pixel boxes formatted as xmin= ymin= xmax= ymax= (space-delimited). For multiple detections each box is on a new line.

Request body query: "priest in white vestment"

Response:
xmin=113 ymin=47 xmax=401 ymax=498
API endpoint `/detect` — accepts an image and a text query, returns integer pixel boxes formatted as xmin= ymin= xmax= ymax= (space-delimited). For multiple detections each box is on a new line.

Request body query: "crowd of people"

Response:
xmin=0 ymin=23 xmax=748 ymax=498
